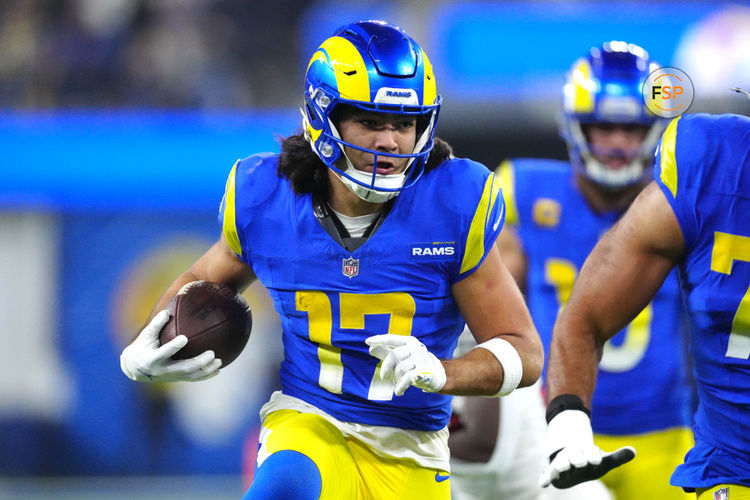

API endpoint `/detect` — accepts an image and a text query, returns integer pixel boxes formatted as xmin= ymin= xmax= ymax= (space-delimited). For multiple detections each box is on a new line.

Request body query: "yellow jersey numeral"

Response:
xmin=296 ymin=291 xmax=416 ymax=400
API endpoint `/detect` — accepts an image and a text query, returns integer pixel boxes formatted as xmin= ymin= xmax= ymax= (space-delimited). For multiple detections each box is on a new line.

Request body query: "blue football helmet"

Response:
xmin=560 ymin=41 xmax=665 ymax=189
xmin=302 ymin=20 xmax=441 ymax=202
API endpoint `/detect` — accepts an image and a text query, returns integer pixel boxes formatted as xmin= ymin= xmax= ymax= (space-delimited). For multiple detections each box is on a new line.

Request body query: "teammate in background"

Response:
xmin=539 ymin=110 xmax=750 ymax=497
xmin=455 ymin=42 xmax=693 ymax=500
xmin=119 ymin=20 xmax=543 ymax=499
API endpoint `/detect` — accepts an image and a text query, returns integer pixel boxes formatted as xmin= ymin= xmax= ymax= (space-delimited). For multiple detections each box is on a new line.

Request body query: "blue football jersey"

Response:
xmin=497 ymin=158 xmax=691 ymax=435
xmin=654 ymin=113 xmax=750 ymax=488
xmin=219 ymin=153 xmax=505 ymax=431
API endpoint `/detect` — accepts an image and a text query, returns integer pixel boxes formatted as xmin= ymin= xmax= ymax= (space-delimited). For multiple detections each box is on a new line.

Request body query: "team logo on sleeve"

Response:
xmin=342 ymin=256 xmax=359 ymax=278
xmin=410 ymin=242 xmax=457 ymax=261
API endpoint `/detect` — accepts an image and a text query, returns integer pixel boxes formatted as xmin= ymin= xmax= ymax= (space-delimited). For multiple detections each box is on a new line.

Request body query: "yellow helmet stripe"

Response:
xmin=659 ymin=116 xmax=681 ymax=198
xmin=317 ymin=37 xmax=370 ymax=101
xmin=222 ymin=161 xmax=242 ymax=256
xmin=571 ymin=58 xmax=595 ymax=114
xmin=460 ymin=173 xmax=502 ymax=274
xmin=306 ymin=49 xmax=328 ymax=73
xmin=496 ymin=159 xmax=518 ymax=226
xmin=422 ymin=49 xmax=437 ymax=105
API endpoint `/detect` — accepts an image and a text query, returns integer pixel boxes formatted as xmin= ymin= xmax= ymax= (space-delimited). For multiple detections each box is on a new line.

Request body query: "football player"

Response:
xmin=539 ymin=111 xmax=750 ymax=496
xmin=120 ymin=20 xmax=543 ymax=499
xmin=451 ymin=42 xmax=695 ymax=500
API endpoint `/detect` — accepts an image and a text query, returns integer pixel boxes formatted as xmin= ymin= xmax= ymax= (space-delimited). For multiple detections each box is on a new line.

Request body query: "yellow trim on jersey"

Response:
xmin=422 ymin=50 xmax=437 ymax=105
xmin=222 ymin=161 xmax=242 ymax=256
xmin=660 ymin=116 xmax=681 ymax=198
xmin=460 ymin=173 xmax=502 ymax=274
xmin=496 ymin=160 xmax=518 ymax=225
xmin=571 ymin=58 xmax=595 ymax=114
xmin=316 ymin=37 xmax=370 ymax=101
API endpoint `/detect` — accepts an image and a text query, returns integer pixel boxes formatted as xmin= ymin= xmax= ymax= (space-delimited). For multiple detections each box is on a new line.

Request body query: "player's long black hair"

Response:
xmin=278 ymin=132 xmax=453 ymax=198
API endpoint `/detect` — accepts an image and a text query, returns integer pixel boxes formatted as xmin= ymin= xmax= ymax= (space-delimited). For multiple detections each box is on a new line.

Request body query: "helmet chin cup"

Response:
xmin=580 ymin=153 xmax=645 ymax=189
xmin=339 ymin=173 xmax=401 ymax=202
xmin=567 ymin=119 xmax=656 ymax=190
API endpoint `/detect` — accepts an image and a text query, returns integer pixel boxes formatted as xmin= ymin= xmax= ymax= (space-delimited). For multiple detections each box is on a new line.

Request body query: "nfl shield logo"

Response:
xmin=342 ymin=256 xmax=359 ymax=278
xmin=714 ymin=487 xmax=729 ymax=500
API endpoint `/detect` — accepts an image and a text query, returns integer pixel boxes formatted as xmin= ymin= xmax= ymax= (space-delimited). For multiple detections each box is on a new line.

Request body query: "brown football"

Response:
xmin=159 ymin=281 xmax=252 ymax=367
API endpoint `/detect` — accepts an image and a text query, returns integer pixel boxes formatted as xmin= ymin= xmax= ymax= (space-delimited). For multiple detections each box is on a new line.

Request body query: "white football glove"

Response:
xmin=539 ymin=409 xmax=635 ymax=489
xmin=120 ymin=310 xmax=222 ymax=383
xmin=365 ymin=334 xmax=446 ymax=396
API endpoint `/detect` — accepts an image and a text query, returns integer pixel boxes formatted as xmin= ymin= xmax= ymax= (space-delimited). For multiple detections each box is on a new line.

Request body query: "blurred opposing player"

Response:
xmin=540 ymin=110 xmax=750 ymax=498
xmin=487 ymin=43 xmax=693 ymax=499
xmin=120 ymin=20 xmax=543 ymax=499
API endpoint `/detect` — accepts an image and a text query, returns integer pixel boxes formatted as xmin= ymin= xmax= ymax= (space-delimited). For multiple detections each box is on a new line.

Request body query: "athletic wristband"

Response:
xmin=545 ymin=393 xmax=591 ymax=423
xmin=473 ymin=338 xmax=523 ymax=397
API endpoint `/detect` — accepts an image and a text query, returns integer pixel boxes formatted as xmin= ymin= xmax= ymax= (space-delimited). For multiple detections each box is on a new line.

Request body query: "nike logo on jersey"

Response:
xmin=410 ymin=242 xmax=457 ymax=261
xmin=435 ymin=470 xmax=450 ymax=482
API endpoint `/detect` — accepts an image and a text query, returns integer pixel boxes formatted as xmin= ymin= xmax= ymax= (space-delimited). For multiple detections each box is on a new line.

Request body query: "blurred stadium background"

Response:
xmin=1 ymin=1 xmax=749 ymax=498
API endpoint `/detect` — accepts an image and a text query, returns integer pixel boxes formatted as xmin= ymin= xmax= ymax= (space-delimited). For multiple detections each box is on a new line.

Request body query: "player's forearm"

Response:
xmin=545 ymin=309 xmax=603 ymax=407
xmin=441 ymin=347 xmax=502 ymax=395
xmin=544 ymin=272 xmax=631 ymax=405
xmin=441 ymin=333 xmax=543 ymax=396
xmin=545 ymin=192 xmax=682 ymax=404
xmin=139 ymin=237 xmax=256 ymax=333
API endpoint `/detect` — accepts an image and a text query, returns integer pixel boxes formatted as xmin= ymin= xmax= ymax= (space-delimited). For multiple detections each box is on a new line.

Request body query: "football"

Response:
xmin=159 ymin=280 xmax=252 ymax=367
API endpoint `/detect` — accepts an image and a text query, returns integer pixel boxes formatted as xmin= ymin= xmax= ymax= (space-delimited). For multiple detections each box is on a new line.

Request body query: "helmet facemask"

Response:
xmin=565 ymin=118 xmax=665 ymax=189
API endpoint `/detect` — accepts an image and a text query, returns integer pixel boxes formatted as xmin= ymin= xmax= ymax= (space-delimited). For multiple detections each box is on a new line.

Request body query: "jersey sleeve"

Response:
xmin=454 ymin=169 xmax=505 ymax=281
xmin=218 ymin=152 xmax=280 ymax=263
xmin=219 ymin=160 xmax=243 ymax=258
xmin=653 ymin=115 xmax=699 ymax=250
